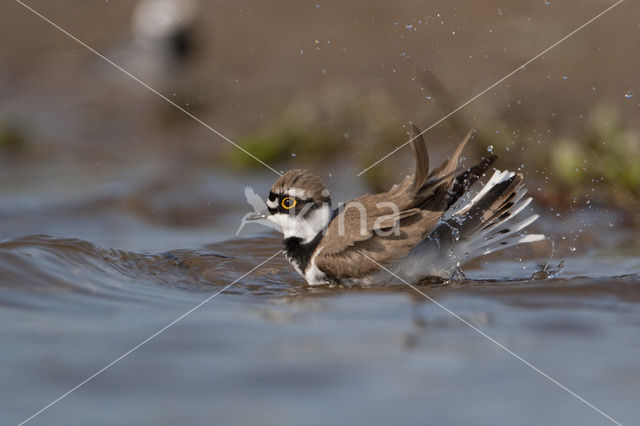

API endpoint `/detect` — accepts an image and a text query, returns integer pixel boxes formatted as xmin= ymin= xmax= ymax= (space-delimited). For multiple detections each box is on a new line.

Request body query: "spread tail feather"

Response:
xmin=440 ymin=169 xmax=546 ymax=261
xmin=405 ymin=128 xmax=544 ymax=264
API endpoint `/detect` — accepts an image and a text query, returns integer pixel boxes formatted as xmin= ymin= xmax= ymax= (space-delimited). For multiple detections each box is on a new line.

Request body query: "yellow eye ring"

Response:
xmin=281 ymin=196 xmax=297 ymax=209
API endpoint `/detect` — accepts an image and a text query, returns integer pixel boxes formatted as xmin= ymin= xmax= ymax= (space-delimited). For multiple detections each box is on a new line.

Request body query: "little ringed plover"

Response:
xmin=247 ymin=126 xmax=545 ymax=285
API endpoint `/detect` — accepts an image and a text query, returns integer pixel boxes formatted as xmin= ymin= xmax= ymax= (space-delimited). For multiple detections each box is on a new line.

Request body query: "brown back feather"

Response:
xmin=315 ymin=127 xmax=475 ymax=279
xmin=409 ymin=123 xmax=429 ymax=193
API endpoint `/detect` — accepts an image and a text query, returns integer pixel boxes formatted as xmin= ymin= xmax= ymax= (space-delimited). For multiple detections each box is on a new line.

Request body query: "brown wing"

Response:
xmin=315 ymin=204 xmax=441 ymax=279
xmin=315 ymin=127 xmax=475 ymax=280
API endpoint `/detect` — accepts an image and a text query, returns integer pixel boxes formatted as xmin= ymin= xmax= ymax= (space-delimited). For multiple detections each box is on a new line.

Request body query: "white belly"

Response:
xmin=304 ymin=260 xmax=329 ymax=285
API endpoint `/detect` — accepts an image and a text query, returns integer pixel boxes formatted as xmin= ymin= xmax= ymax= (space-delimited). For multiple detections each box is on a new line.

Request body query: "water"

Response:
xmin=1 ymin=131 xmax=638 ymax=426
xmin=1 ymin=157 xmax=639 ymax=426
xmin=1 ymin=1 xmax=639 ymax=422
xmin=2 ymin=226 xmax=639 ymax=425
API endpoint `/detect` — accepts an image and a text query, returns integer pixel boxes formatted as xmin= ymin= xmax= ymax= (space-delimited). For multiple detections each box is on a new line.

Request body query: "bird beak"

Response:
xmin=245 ymin=210 xmax=269 ymax=221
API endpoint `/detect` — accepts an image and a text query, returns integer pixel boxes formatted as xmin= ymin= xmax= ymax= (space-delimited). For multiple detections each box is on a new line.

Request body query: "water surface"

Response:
xmin=1 ymin=231 xmax=638 ymax=426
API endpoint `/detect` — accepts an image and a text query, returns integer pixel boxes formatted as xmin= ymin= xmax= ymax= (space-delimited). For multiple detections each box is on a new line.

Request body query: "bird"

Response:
xmin=131 ymin=0 xmax=200 ymax=64
xmin=245 ymin=125 xmax=546 ymax=285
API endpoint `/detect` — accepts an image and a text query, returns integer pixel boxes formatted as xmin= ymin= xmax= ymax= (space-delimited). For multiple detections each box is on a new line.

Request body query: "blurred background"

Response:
xmin=1 ymin=2 xmax=640 ymax=426
xmin=1 ymin=0 xmax=639 ymax=250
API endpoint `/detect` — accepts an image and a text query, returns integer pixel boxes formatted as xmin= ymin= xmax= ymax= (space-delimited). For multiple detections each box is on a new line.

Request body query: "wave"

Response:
xmin=0 ymin=234 xmax=294 ymax=310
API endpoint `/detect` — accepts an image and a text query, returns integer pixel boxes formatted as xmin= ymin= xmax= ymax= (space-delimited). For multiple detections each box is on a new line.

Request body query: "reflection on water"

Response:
xmin=1 ymin=233 xmax=639 ymax=425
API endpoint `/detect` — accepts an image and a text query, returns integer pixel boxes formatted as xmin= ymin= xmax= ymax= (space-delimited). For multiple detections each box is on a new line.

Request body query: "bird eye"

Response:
xmin=281 ymin=197 xmax=297 ymax=209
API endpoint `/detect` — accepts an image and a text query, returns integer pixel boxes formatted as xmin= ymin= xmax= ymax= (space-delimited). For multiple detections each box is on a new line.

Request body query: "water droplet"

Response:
xmin=562 ymin=75 xmax=568 ymax=80
xmin=625 ymin=91 xmax=633 ymax=98
xmin=545 ymin=0 xmax=551 ymax=5
xmin=569 ymin=247 xmax=576 ymax=252
xmin=405 ymin=24 xmax=413 ymax=29
xmin=425 ymin=95 xmax=432 ymax=100
xmin=291 ymin=153 xmax=296 ymax=157
xmin=497 ymin=8 xmax=503 ymax=15
xmin=487 ymin=145 xmax=494 ymax=153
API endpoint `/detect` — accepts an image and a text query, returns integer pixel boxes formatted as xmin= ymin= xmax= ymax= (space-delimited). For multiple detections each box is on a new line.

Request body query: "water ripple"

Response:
xmin=0 ymin=234 xmax=638 ymax=312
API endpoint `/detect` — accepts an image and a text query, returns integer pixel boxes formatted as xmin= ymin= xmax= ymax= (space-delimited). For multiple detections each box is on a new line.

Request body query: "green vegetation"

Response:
xmin=230 ymin=122 xmax=345 ymax=168
xmin=228 ymin=95 xmax=640 ymax=221
xmin=486 ymin=104 xmax=640 ymax=213
xmin=226 ymin=88 xmax=403 ymax=174
xmin=0 ymin=123 xmax=26 ymax=155
xmin=551 ymin=106 xmax=640 ymax=197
